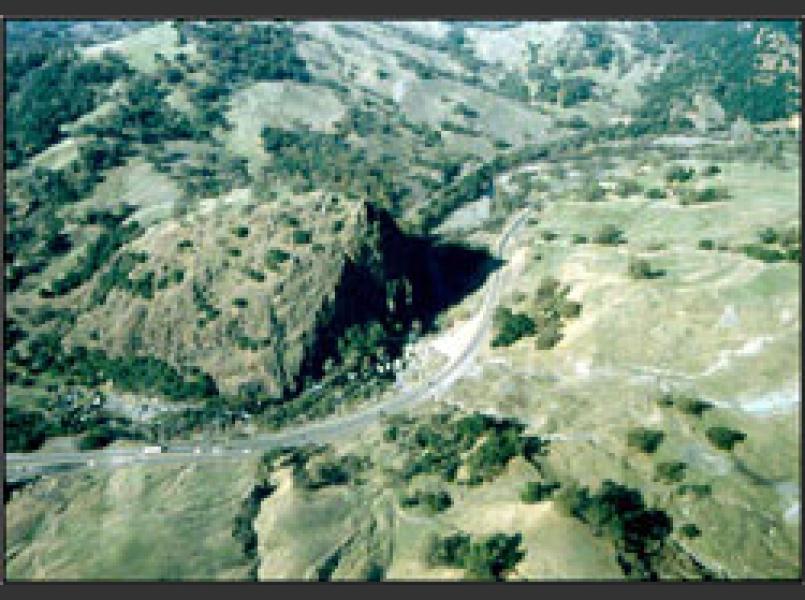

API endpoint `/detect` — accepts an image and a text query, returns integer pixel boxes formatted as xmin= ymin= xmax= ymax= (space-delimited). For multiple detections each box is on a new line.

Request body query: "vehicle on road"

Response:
xmin=142 ymin=445 xmax=166 ymax=454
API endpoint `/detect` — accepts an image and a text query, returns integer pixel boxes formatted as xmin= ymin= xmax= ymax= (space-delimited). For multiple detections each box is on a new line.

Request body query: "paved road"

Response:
xmin=6 ymin=208 xmax=531 ymax=479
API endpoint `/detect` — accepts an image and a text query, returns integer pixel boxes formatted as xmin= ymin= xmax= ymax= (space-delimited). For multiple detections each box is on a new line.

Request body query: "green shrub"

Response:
xmin=654 ymin=461 xmax=687 ymax=484
xmin=645 ymin=187 xmax=667 ymax=199
xmin=244 ymin=267 xmax=266 ymax=282
xmin=757 ymin=227 xmax=779 ymax=244
xmin=383 ymin=425 xmax=399 ymax=442
xmin=401 ymin=490 xmax=453 ymax=513
xmin=233 ymin=225 xmax=249 ymax=238
xmin=559 ymin=299 xmax=582 ymax=319
xmin=627 ymin=427 xmax=665 ymax=454
xmin=572 ymin=233 xmax=589 ymax=244
xmin=4 ymin=406 xmax=50 ymax=452
xmin=536 ymin=322 xmax=562 ymax=349
xmin=232 ymin=480 xmax=276 ymax=559
xmin=680 ymin=186 xmax=730 ymax=205
xmin=426 ymin=532 xmax=525 ymax=581
xmin=675 ymin=395 xmax=713 ymax=417
xmin=292 ymin=230 xmax=312 ymax=244
xmin=594 ymin=224 xmax=626 ymax=245
xmin=491 ymin=307 xmax=536 ymax=347
xmin=554 ymin=479 xmax=673 ymax=579
xmin=232 ymin=297 xmax=248 ymax=308
xmin=628 ymin=257 xmax=665 ymax=279
xmin=741 ymin=243 xmax=786 ymax=263
xmin=679 ymin=523 xmax=702 ymax=538
xmin=779 ymin=225 xmax=800 ymax=248
xmin=705 ymin=426 xmax=746 ymax=451
xmin=676 ymin=483 xmax=711 ymax=498
xmin=265 ymin=248 xmax=291 ymax=270
xmin=521 ymin=481 xmax=561 ymax=503
xmin=698 ymin=239 xmax=715 ymax=250
xmin=616 ymin=179 xmax=643 ymax=198
xmin=702 ymin=165 xmax=721 ymax=176
xmin=666 ymin=165 xmax=695 ymax=183
xmin=78 ymin=424 xmax=120 ymax=451
xmin=541 ymin=230 xmax=559 ymax=241
xmin=580 ymin=179 xmax=606 ymax=202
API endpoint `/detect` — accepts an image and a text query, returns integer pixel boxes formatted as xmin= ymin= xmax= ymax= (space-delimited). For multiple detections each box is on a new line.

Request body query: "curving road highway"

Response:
xmin=6 ymin=207 xmax=531 ymax=479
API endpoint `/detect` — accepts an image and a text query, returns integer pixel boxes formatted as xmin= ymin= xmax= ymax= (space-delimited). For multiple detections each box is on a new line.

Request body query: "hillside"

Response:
xmin=3 ymin=19 xmax=801 ymax=581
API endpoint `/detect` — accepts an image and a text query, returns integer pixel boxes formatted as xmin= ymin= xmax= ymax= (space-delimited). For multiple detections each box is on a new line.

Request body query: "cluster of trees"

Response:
xmin=491 ymin=307 xmax=536 ymax=347
xmin=580 ymin=24 xmax=619 ymax=69
xmin=167 ymin=153 xmax=251 ymax=201
xmin=259 ymin=125 xmax=410 ymax=216
xmin=82 ymin=73 xmax=196 ymax=145
xmin=492 ymin=277 xmax=582 ymax=350
xmin=90 ymin=250 xmax=152 ymax=305
xmin=232 ymin=480 xmax=277 ymax=560
xmin=5 ymin=401 xmax=138 ymax=453
xmin=465 ymin=426 xmax=545 ymax=484
xmin=49 ymin=221 xmax=142 ymax=297
xmin=555 ymin=480 xmax=674 ymax=580
xmin=633 ymin=22 xmax=800 ymax=134
xmin=5 ymin=49 xmax=131 ymax=169
xmin=4 ymin=405 xmax=52 ymax=452
xmin=293 ymin=452 xmax=369 ymax=490
xmin=740 ymin=224 xmax=800 ymax=263
xmin=179 ymin=21 xmax=310 ymax=85
xmin=498 ymin=71 xmax=531 ymax=103
xmin=11 ymin=332 xmax=219 ymax=402
xmin=560 ymin=76 xmax=597 ymax=107
xmin=388 ymin=412 xmax=547 ymax=485
xmin=6 ymin=141 xmax=133 ymax=294
xmin=415 ymin=163 xmax=494 ymax=232
xmin=527 ymin=63 xmax=560 ymax=103
xmin=426 ymin=532 xmax=525 ymax=581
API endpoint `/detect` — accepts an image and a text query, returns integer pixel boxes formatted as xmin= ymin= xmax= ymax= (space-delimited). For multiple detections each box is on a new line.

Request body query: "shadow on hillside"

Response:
xmin=293 ymin=205 xmax=504 ymax=394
